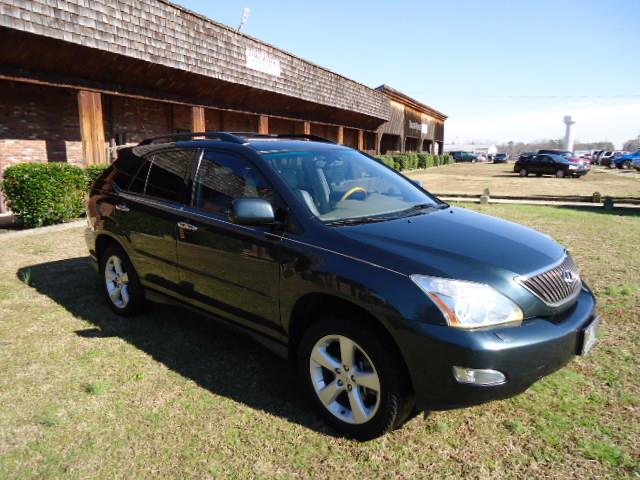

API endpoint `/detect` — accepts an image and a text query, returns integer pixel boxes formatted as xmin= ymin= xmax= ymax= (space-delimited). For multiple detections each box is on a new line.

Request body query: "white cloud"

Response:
xmin=445 ymin=100 xmax=640 ymax=148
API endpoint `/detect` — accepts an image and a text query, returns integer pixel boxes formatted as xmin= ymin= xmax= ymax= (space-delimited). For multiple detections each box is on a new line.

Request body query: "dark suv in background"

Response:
xmin=514 ymin=153 xmax=590 ymax=178
xmin=449 ymin=151 xmax=479 ymax=162
xmin=86 ymin=132 xmax=598 ymax=439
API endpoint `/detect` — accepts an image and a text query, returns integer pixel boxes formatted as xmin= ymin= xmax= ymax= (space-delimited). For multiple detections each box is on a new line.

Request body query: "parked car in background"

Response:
xmin=514 ymin=154 xmax=590 ymax=178
xmin=85 ymin=131 xmax=599 ymax=439
xmin=599 ymin=151 xmax=615 ymax=167
xmin=614 ymin=149 xmax=640 ymax=169
xmin=449 ymin=151 xmax=480 ymax=163
xmin=493 ymin=153 xmax=509 ymax=163
xmin=592 ymin=150 xmax=606 ymax=165
xmin=537 ymin=149 xmax=590 ymax=167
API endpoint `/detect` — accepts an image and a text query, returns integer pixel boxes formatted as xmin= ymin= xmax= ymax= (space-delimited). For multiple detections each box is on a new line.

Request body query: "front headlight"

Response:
xmin=411 ymin=275 xmax=523 ymax=329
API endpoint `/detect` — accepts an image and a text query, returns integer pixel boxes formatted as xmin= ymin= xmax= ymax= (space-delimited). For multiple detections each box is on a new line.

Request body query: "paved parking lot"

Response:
xmin=409 ymin=163 xmax=640 ymax=200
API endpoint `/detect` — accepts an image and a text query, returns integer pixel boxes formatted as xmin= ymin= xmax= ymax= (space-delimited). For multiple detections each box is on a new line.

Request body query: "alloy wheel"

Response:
xmin=309 ymin=335 xmax=381 ymax=424
xmin=104 ymin=255 xmax=130 ymax=308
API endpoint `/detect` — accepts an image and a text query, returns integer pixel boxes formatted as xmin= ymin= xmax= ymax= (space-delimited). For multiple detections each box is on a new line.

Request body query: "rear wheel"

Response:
xmin=519 ymin=168 xmax=528 ymax=177
xmin=555 ymin=169 xmax=565 ymax=178
xmin=298 ymin=316 xmax=413 ymax=440
xmin=100 ymin=246 xmax=145 ymax=315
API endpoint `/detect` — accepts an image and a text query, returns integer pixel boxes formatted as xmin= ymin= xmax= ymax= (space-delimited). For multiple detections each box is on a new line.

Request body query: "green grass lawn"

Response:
xmin=0 ymin=205 xmax=638 ymax=478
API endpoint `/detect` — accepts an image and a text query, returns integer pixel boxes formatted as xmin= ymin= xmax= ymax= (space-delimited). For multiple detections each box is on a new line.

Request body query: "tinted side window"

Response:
xmin=128 ymin=159 xmax=151 ymax=194
xmin=145 ymin=149 xmax=192 ymax=203
xmin=193 ymin=150 xmax=273 ymax=214
xmin=110 ymin=149 xmax=144 ymax=190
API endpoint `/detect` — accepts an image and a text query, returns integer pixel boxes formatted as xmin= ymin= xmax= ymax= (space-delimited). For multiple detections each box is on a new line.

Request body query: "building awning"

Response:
xmin=0 ymin=0 xmax=391 ymax=129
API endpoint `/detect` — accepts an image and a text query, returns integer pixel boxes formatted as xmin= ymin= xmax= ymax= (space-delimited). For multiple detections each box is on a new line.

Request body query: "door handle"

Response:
xmin=115 ymin=204 xmax=130 ymax=212
xmin=177 ymin=221 xmax=198 ymax=232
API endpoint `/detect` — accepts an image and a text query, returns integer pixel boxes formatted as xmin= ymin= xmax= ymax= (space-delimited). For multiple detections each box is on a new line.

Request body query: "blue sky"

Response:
xmin=178 ymin=0 xmax=640 ymax=147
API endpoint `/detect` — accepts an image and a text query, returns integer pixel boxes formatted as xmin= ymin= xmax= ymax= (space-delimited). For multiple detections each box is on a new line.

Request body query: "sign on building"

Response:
xmin=245 ymin=48 xmax=281 ymax=77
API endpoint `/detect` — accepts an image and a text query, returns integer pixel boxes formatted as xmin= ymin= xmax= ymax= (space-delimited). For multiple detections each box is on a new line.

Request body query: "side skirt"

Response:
xmin=144 ymin=288 xmax=289 ymax=360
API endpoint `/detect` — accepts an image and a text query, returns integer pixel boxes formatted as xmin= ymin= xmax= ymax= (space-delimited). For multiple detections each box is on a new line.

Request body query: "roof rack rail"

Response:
xmin=137 ymin=131 xmax=245 ymax=146
xmin=228 ymin=133 xmax=335 ymax=144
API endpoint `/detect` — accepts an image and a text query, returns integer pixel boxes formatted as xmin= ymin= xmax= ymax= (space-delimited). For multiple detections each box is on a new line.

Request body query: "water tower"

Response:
xmin=563 ymin=115 xmax=575 ymax=151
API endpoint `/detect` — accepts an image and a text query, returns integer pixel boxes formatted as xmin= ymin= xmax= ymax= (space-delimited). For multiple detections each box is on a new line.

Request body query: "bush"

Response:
xmin=375 ymin=153 xmax=454 ymax=171
xmin=2 ymin=163 xmax=109 ymax=228
xmin=85 ymin=164 xmax=110 ymax=189
xmin=417 ymin=154 xmax=429 ymax=169
xmin=375 ymin=155 xmax=396 ymax=169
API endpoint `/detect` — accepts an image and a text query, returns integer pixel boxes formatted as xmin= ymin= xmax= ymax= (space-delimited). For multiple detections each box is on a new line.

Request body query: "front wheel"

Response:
xmin=298 ymin=317 xmax=413 ymax=440
xmin=100 ymin=246 xmax=145 ymax=316
xmin=556 ymin=169 xmax=565 ymax=178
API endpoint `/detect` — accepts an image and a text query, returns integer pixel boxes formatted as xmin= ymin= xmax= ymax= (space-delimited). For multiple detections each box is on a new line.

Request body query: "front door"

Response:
xmin=176 ymin=148 xmax=282 ymax=338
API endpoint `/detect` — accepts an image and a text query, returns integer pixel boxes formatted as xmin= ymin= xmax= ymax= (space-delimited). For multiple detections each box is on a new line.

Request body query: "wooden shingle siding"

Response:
xmin=0 ymin=0 xmax=390 ymax=121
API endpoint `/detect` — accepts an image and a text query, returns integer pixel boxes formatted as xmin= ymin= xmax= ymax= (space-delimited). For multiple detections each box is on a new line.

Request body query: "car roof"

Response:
xmin=133 ymin=131 xmax=350 ymax=155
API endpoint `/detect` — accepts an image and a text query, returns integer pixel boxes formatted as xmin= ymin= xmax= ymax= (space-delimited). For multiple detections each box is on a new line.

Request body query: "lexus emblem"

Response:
xmin=562 ymin=271 xmax=575 ymax=283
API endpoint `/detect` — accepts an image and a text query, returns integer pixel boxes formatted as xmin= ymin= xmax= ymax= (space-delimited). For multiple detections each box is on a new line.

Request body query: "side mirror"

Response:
xmin=412 ymin=179 xmax=423 ymax=188
xmin=229 ymin=197 xmax=275 ymax=226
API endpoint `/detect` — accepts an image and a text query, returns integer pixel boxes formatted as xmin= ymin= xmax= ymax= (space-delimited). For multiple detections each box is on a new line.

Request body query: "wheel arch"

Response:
xmin=287 ymin=292 xmax=413 ymax=389
xmin=94 ymin=233 xmax=132 ymax=266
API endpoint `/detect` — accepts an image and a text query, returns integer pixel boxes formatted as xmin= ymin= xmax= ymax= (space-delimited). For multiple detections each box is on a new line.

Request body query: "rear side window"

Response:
xmin=110 ymin=149 xmax=145 ymax=190
xmin=128 ymin=159 xmax=151 ymax=194
xmin=193 ymin=150 xmax=273 ymax=214
xmin=145 ymin=149 xmax=193 ymax=203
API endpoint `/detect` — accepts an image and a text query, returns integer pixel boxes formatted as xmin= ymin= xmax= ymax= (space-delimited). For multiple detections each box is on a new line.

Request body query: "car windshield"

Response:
xmin=261 ymin=146 xmax=442 ymax=222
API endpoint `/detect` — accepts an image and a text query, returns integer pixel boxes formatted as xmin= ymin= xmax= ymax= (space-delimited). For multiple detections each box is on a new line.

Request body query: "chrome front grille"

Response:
xmin=518 ymin=255 xmax=581 ymax=306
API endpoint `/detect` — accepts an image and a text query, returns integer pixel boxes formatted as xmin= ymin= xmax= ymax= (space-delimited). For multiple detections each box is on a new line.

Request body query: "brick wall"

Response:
xmin=104 ymin=96 xmax=172 ymax=145
xmin=0 ymin=80 xmax=84 ymax=211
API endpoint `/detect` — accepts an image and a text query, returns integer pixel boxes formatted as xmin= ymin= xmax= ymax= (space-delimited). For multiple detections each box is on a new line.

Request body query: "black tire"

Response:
xmin=99 ymin=245 xmax=145 ymax=316
xmin=555 ymin=169 xmax=565 ymax=178
xmin=519 ymin=168 xmax=528 ymax=177
xmin=298 ymin=316 xmax=414 ymax=440
xmin=623 ymin=160 xmax=631 ymax=170
xmin=536 ymin=173 xmax=542 ymax=177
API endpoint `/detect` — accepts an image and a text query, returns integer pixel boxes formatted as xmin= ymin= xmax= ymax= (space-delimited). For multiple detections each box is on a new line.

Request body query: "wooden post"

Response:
xmin=303 ymin=121 xmax=311 ymax=135
xmin=258 ymin=115 xmax=269 ymax=134
xmin=77 ymin=90 xmax=106 ymax=165
xmin=357 ymin=130 xmax=364 ymax=151
xmin=337 ymin=126 xmax=344 ymax=144
xmin=191 ymin=106 xmax=205 ymax=132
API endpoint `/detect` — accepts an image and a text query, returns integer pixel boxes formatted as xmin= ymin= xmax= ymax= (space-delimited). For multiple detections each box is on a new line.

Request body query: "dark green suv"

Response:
xmin=86 ymin=132 xmax=599 ymax=440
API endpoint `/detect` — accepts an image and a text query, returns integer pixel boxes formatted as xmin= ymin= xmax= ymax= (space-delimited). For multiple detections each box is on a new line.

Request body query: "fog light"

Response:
xmin=453 ymin=366 xmax=506 ymax=386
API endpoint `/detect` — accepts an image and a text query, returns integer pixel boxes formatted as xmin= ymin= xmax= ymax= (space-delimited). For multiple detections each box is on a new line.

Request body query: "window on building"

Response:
xmin=193 ymin=150 xmax=273 ymax=214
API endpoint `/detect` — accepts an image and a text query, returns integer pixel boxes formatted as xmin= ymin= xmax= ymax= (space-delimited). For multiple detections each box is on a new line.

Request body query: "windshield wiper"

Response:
xmin=325 ymin=216 xmax=391 ymax=226
xmin=393 ymin=203 xmax=439 ymax=218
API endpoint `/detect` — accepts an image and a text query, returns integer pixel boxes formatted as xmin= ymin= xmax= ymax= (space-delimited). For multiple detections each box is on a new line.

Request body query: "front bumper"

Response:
xmin=397 ymin=288 xmax=597 ymax=410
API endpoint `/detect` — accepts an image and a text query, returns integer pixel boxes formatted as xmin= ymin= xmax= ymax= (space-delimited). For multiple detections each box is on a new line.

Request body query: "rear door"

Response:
xmin=176 ymin=148 xmax=283 ymax=338
xmin=538 ymin=155 xmax=554 ymax=175
xmin=116 ymin=147 xmax=195 ymax=295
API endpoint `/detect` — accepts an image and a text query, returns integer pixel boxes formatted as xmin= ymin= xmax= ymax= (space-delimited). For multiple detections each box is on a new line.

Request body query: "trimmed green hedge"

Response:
xmin=2 ymin=163 xmax=109 ymax=228
xmin=375 ymin=153 xmax=453 ymax=171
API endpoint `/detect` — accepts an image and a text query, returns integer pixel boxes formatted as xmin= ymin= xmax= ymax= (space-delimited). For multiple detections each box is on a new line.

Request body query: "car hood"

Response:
xmin=333 ymin=207 xmax=566 ymax=314
xmin=337 ymin=206 xmax=564 ymax=277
